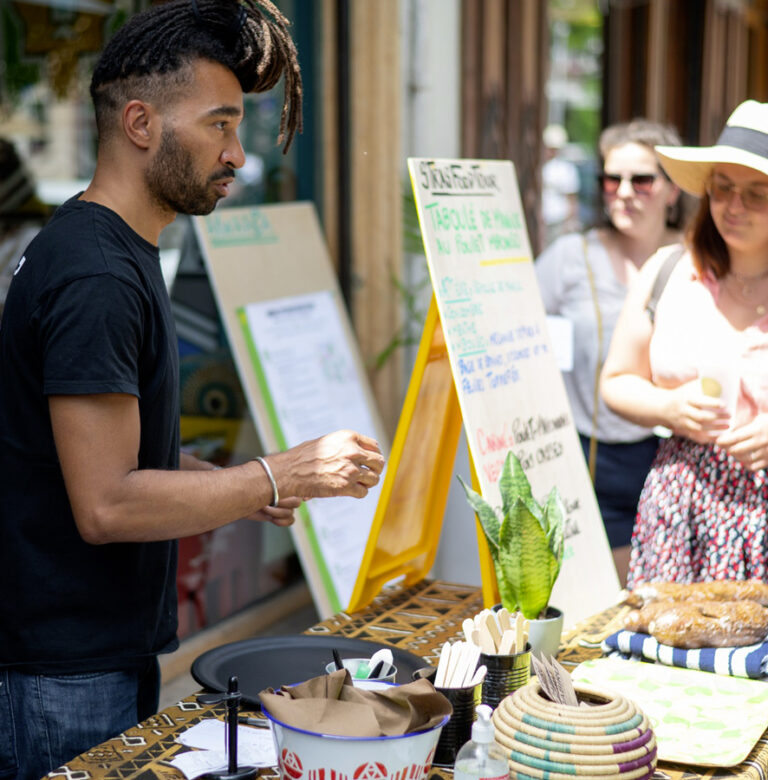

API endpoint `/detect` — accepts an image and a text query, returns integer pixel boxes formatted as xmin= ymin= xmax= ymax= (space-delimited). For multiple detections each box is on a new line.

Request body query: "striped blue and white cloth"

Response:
xmin=602 ymin=630 xmax=768 ymax=679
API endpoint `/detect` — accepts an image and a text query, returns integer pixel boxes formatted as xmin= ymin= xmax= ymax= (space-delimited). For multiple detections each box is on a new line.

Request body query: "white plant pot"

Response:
xmin=491 ymin=603 xmax=565 ymax=660
xmin=527 ymin=606 xmax=564 ymax=660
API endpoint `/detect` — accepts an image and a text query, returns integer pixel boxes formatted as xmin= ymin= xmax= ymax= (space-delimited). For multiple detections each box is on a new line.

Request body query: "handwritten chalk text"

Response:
xmin=419 ymin=161 xmax=500 ymax=194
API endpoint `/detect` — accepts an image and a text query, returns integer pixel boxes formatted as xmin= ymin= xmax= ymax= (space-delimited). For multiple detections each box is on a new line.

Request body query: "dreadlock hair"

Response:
xmin=90 ymin=0 xmax=302 ymax=152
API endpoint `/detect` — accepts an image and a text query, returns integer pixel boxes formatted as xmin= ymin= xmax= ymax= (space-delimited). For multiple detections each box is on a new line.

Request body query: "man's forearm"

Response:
xmin=79 ymin=458 xmax=274 ymax=544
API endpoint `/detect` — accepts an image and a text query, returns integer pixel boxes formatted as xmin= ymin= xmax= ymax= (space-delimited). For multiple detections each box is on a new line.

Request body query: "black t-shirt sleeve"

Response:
xmin=39 ymin=273 xmax=145 ymax=397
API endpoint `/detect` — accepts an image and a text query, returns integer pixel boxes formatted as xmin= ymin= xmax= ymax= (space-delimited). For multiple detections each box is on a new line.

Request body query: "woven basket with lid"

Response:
xmin=492 ymin=679 xmax=657 ymax=779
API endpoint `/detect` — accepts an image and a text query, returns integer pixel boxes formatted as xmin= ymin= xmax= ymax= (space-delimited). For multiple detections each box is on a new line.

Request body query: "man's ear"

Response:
xmin=122 ymin=100 xmax=156 ymax=150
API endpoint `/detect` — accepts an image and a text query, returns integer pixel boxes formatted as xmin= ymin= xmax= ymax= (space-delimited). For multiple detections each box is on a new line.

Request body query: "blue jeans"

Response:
xmin=0 ymin=658 xmax=159 ymax=780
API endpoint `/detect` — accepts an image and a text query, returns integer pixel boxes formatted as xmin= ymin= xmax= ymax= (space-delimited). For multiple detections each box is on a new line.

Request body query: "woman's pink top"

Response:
xmin=650 ymin=252 xmax=768 ymax=428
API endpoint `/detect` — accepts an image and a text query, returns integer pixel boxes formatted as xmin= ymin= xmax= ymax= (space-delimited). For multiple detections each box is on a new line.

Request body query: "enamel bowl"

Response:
xmin=262 ymin=699 xmax=448 ymax=780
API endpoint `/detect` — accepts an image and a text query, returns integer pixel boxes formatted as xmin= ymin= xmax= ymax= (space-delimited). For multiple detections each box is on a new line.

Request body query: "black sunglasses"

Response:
xmin=598 ymin=173 xmax=658 ymax=195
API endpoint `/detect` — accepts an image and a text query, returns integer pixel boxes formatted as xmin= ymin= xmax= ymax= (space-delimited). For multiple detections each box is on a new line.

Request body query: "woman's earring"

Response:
xmin=666 ymin=200 xmax=680 ymax=227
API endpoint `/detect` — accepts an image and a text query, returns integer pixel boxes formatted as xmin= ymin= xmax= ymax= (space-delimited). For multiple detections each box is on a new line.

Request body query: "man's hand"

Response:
xmin=243 ymin=496 xmax=302 ymax=526
xmin=269 ymin=429 xmax=385 ymax=500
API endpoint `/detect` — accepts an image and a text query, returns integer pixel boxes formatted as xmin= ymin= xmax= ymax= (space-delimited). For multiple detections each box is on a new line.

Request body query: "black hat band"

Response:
xmin=716 ymin=125 xmax=768 ymax=161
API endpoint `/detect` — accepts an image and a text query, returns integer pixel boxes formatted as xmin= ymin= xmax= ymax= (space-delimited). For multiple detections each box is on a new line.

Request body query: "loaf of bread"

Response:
xmin=624 ymin=580 xmax=768 ymax=609
xmin=624 ymin=601 xmax=679 ymax=632
xmin=624 ymin=599 xmax=768 ymax=648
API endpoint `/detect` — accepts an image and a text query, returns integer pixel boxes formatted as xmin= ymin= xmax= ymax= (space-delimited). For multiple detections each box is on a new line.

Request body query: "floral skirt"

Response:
xmin=627 ymin=435 xmax=768 ymax=588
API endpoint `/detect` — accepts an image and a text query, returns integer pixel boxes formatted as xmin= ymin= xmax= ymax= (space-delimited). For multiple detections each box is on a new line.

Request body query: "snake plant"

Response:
xmin=459 ymin=451 xmax=565 ymax=620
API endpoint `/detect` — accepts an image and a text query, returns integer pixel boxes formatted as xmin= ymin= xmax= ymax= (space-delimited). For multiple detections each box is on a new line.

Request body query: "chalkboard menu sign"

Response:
xmin=407 ymin=158 xmax=619 ymax=624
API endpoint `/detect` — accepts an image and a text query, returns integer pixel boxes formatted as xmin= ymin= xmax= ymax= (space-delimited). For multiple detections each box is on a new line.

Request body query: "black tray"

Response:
xmin=191 ymin=634 xmax=428 ymax=707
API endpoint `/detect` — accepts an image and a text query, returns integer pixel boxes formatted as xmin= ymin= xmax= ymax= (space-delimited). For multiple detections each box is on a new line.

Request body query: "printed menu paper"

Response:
xmin=242 ymin=290 xmax=384 ymax=611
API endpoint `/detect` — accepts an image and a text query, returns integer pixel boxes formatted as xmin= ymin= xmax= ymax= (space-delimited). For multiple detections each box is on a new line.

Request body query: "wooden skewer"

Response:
xmin=515 ymin=612 xmax=525 ymax=653
xmin=462 ymin=643 xmax=481 ymax=686
xmin=444 ymin=642 xmax=463 ymax=687
xmin=434 ymin=641 xmax=451 ymax=687
xmin=469 ymin=664 xmax=487 ymax=686
xmin=453 ymin=642 xmax=475 ymax=687
xmin=474 ymin=609 xmax=489 ymax=629
xmin=477 ymin=618 xmax=496 ymax=654
xmin=483 ymin=611 xmax=501 ymax=651
xmin=498 ymin=628 xmax=515 ymax=655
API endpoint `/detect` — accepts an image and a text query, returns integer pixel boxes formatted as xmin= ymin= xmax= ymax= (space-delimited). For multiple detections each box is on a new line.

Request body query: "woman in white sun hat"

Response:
xmin=601 ymin=100 xmax=768 ymax=588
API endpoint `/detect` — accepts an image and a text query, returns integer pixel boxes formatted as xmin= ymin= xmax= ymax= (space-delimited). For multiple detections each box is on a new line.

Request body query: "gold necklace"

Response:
xmin=730 ymin=266 xmax=768 ymax=296
xmin=724 ymin=273 xmax=768 ymax=316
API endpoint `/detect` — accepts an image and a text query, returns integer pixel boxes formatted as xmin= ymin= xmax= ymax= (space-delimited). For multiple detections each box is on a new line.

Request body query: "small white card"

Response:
xmin=545 ymin=315 xmax=574 ymax=372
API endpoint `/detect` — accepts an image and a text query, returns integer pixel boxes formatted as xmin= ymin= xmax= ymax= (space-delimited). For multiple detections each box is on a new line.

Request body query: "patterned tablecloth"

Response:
xmin=49 ymin=579 xmax=768 ymax=780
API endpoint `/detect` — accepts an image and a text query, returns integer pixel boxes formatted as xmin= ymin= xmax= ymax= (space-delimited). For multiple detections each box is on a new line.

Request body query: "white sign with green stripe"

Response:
xmin=239 ymin=290 xmax=384 ymax=613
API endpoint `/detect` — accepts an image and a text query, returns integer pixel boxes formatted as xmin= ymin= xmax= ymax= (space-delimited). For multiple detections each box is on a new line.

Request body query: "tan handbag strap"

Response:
xmin=582 ymin=235 xmax=602 ymax=483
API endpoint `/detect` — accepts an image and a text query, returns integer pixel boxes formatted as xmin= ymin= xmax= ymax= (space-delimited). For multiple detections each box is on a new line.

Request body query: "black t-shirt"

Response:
xmin=0 ymin=197 xmax=180 ymax=673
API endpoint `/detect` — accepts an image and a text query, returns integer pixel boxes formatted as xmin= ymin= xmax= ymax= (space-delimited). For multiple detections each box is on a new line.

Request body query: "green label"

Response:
xmin=206 ymin=208 xmax=278 ymax=247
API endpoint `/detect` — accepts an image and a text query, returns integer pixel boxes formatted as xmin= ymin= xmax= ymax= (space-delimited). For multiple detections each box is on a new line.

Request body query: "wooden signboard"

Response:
xmin=401 ymin=158 xmax=619 ymax=626
xmin=193 ymin=203 xmax=387 ymax=618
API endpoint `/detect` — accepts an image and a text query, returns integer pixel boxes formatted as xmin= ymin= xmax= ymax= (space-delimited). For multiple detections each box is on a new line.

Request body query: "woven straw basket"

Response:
xmin=492 ymin=679 xmax=657 ymax=780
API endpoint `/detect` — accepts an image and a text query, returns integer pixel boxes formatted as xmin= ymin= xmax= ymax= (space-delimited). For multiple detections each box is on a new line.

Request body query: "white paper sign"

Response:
xmin=243 ymin=290 xmax=384 ymax=610
xmin=408 ymin=158 xmax=619 ymax=625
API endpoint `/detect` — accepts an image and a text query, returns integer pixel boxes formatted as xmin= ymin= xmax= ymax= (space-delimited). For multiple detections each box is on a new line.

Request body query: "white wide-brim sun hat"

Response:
xmin=655 ymin=100 xmax=768 ymax=196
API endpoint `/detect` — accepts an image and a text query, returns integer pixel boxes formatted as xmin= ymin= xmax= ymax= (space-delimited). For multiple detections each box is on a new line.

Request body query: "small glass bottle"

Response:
xmin=453 ymin=704 xmax=509 ymax=780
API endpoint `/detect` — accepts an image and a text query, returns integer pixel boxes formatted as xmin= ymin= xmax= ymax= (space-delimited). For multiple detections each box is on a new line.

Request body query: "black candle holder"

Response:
xmin=197 ymin=675 xmax=259 ymax=780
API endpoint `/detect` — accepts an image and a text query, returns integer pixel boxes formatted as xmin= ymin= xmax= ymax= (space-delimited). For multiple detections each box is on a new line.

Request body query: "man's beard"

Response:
xmin=145 ymin=127 xmax=232 ymax=216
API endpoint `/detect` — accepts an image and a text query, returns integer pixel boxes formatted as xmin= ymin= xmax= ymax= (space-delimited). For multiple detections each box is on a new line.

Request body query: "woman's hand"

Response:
xmin=664 ymin=380 xmax=731 ymax=443
xmin=716 ymin=413 xmax=768 ymax=471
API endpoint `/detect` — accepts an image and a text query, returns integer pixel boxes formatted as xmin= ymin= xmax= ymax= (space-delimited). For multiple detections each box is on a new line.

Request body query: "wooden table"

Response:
xmin=49 ymin=580 xmax=768 ymax=780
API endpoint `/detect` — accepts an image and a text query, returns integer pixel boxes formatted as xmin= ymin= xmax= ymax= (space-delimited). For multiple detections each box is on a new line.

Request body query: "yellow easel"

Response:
xmin=347 ymin=296 xmax=499 ymax=613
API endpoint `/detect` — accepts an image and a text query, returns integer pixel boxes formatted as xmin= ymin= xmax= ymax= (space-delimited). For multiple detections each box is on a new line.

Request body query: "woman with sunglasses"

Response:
xmin=601 ymin=100 xmax=768 ymax=588
xmin=535 ymin=119 xmax=683 ymax=585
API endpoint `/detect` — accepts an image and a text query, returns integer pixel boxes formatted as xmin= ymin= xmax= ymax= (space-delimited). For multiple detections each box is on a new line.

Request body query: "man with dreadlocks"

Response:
xmin=0 ymin=1 xmax=384 ymax=775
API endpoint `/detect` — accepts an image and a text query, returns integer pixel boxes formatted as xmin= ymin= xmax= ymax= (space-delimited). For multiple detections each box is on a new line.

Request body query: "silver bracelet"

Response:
xmin=253 ymin=456 xmax=279 ymax=507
